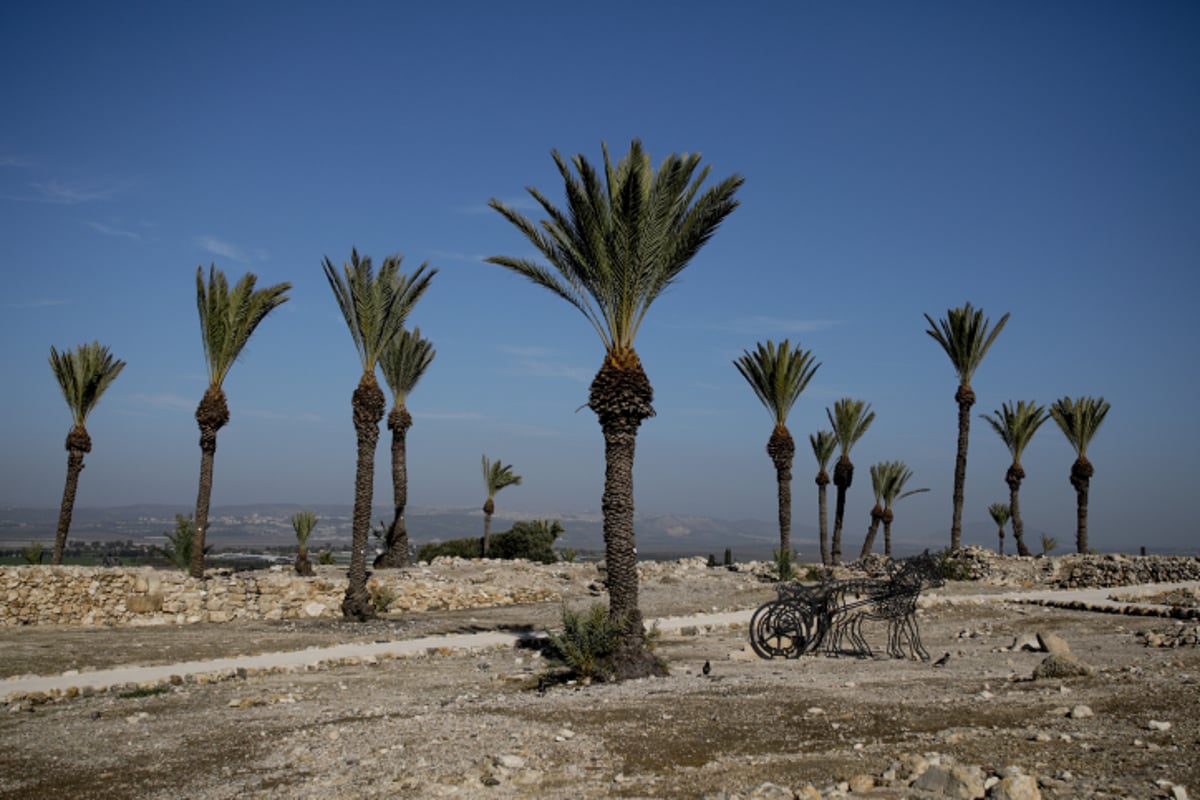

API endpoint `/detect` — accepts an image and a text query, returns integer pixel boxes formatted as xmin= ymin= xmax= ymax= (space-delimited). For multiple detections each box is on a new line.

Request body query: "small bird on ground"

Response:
xmin=702 ymin=660 xmax=711 ymax=677
xmin=932 ymin=652 xmax=951 ymax=668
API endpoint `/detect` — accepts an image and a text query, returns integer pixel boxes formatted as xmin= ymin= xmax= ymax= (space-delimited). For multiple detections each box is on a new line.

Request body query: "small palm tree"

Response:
xmin=988 ymin=502 xmax=1011 ymax=555
xmin=192 ymin=266 xmax=291 ymax=578
xmin=879 ymin=462 xmax=928 ymax=557
xmin=375 ymin=327 xmax=436 ymax=568
xmin=980 ymin=400 xmax=1049 ymax=556
xmin=325 ymin=249 xmax=435 ymax=620
xmin=1049 ymin=396 xmax=1110 ymax=553
xmin=481 ymin=454 xmax=523 ymax=557
xmin=488 ymin=139 xmax=742 ymax=679
xmin=826 ymin=398 xmax=875 ymax=564
xmin=809 ymin=430 xmax=837 ymax=566
xmin=858 ymin=463 xmax=889 ymax=559
xmin=292 ymin=510 xmax=318 ymax=576
xmin=924 ymin=303 xmax=1010 ymax=550
xmin=734 ymin=340 xmax=820 ymax=561
xmin=48 ymin=342 xmax=125 ymax=564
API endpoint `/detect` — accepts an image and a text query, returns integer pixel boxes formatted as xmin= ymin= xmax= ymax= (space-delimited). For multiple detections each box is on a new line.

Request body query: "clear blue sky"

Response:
xmin=2 ymin=2 xmax=1197 ymax=553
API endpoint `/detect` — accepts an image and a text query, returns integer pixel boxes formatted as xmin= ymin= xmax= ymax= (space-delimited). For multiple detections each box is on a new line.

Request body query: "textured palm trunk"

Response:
xmin=1070 ymin=458 xmax=1093 ymax=554
xmin=1007 ymin=465 xmax=1031 ymax=556
xmin=376 ymin=407 xmax=412 ymax=568
xmin=882 ymin=509 xmax=895 ymax=557
xmin=859 ymin=505 xmax=883 ymax=559
xmin=192 ymin=386 xmax=230 ymax=579
xmin=482 ymin=500 xmax=494 ymax=558
xmin=816 ymin=473 xmax=830 ymax=566
xmin=53 ymin=427 xmax=91 ymax=565
xmin=996 ymin=525 xmax=1006 ymax=555
xmin=767 ymin=428 xmax=794 ymax=559
xmin=343 ymin=375 xmax=385 ymax=621
xmin=295 ymin=545 xmax=314 ymax=577
xmin=589 ymin=353 xmax=666 ymax=680
xmin=950 ymin=385 xmax=975 ymax=551
xmin=831 ymin=456 xmax=853 ymax=564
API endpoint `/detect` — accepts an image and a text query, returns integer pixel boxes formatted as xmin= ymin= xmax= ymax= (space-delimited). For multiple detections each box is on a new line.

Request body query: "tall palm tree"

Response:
xmin=858 ymin=462 xmax=889 ymax=559
xmin=1049 ymin=395 xmax=1110 ymax=554
xmin=988 ymin=502 xmax=1011 ymax=556
xmin=192 ymin=266 xmax=290 ymax=578
xmin=879 ymin=461 xmax=928 ymax=558
xmin=481 ymin=454 xmax=523 ymax=557
xmin=924 ymin=302 xmax=1009 ymax=550
xmin=734 ymin=340 xmax=820 ymax=561
xmin=48 ymin=342 xmax=126 ymax=565
xmin=809 ymin=430 xmax=837 ymax=566
xmin=487 ymin=139 xmax=742 ymax=678
xmin=375 ymin=327 xmax=436 ymax=568
xmin=826 ymin=398 xmax=875 ymax=564
xmin=325 ymin=249 xmax=434 ymax=620
xmin=980 ymin=400 xmax=1049 ymax=556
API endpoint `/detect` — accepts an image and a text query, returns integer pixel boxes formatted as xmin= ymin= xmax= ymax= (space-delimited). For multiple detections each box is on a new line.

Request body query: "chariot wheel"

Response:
xmin=749 ymin=601 xmax=811 ymax=659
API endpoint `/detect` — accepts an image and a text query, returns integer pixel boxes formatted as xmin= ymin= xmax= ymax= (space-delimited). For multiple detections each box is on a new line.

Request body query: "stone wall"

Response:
xmin=1052 ymin=553 xmax=1200 ymax=588
xmin=0 ymin=563 xmax=560 ymax=627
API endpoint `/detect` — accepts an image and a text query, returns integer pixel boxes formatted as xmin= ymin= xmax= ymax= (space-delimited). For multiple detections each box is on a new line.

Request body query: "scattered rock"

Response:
xmin=1036 ymin=631 xmax=1070 ymax=655
xmin=1032 ymin=653 xmax=1093 ymax=679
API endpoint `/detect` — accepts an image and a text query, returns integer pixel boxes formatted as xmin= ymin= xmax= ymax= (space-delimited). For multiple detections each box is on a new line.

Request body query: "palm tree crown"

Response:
xmin=487 ymin=139 xmax=743 ymax=361
xmin=482 ymin=454 xmax=523 ymax=504
xmin=1050 ymin=396 xmax=1110 ymax=461
xmin=323 ymin=250 xmax=434 ymax=376
xmin=923 ymin=302 xmax=1010 ymax=390
xmin=49 ymin=342 xmax=126 ymax=432
xmin=981 ymin=400 xmax=1049 ymax=466
xmin=380 ymin=326 xmax=436 ymax=404
xmin=197 ymin=266 xmax=291 ymax=388
xmin=734 ymin=340 xmax=820 ymax=430
xmin=827 ymin=398 xmax=875 ymax=459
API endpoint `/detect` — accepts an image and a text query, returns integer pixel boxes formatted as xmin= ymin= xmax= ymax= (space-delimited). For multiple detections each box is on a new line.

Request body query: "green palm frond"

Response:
xmin=809 ymin=430 xmax=837 ymax=470
xmin=49 ymin=341 xmax=126 ymax=428
xmin=487 ymin=139 xmax=743 ymax=355
xmin=924 ymin=302 xmax=1010 ymax=385
xmin=196 ymin=265 xmax=291 ymax=387
xmin=323 ymin=249 xmax=436 ymax=373
xmin=291 ymin=511 xmax=319 ymax=547
xmin=1049 ymin=396 xmax=1110 ymax=459
xmin=482 ymin=454 xmax=523 ymax=498
xmin=733 ymin=340 xmax=820 ymax=428
xmin=826 ymin=398 xmax=875 ymax=457
xmin=988 ymin=503 xmax=1011 ymax=527
xmin=380 ymin=326 xmax=436 ymax=403
xmin=980 ymin=400 xmax=1050 ymax=463
xmin=871 ymin=460 xmax=928 ymax=508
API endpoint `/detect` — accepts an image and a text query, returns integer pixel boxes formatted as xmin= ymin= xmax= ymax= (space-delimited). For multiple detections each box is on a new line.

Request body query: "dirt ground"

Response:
xmin=1 ymin=565 xmax=1197 ymax=799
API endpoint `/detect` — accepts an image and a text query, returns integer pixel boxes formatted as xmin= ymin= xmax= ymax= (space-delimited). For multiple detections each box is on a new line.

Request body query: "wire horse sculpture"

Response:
xmin=749 ymin=552 xmax=946 ymax=661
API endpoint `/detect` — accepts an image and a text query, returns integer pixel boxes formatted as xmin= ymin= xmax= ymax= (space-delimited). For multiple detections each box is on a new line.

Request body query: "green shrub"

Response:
xmin=157 ymin=514 xmax=198 ymax=572
xmin=773 ymin=548 xmax=797 ymax=582
xmin=935 ymin=547 xmax=973 ymax=581
xmin=317 ymin=550 xmax=336 ymax=565
xmin=21 ymin=542 xmax=44 ymax=565
xmin=544 ymin=604 xmax=626 ymax=682
xmin=418 ymin=519 xmax=564 ymax=563
xmin=560 ymin=547 xmax=577 ymax=563
xmin=118 ymin=685 xmax=170 ymax=699
xmin=368 ymin=583 xmax=396 ymax=613
xmin=803 ymin=565 xmax=824 ymax=582
xmin=1040 ymin=533 xmax=1058 ymax=556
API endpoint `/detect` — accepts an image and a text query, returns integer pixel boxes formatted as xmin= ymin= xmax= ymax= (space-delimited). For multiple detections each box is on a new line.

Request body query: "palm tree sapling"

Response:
xmin=292 ymin=510 xmax=318 ymax=576
xmin=988 ymin=503 xmax=1011 ymax=555
xmin=481 ymin=454 xmax=522 ymax=557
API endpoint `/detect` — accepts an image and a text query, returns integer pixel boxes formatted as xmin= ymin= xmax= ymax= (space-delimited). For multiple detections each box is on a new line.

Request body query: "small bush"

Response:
xmin=1040 ymin=533 xmax=1058 ymax=556
xmin=21 ymin=542 xmax=44 ymax=565
xmin=544 ymin=604 xmax=626 ymax=682
xmin=417 ymin=537 xmax=481 ymax=562
xmin=118 ymin=685 xmax=170 ymax=699
xmin=773 ymin=548 xmax=797 ymax=582
xmin=157 ymin=514 xmax=197 ymax=572
xmin=560 ymin=547 xmax=577 ymax=563
xmin=316 ymin=550 xmax=336 ymax=565
xmin=418 ymin=519 xmax=564 ymax=563
xmin=368 ymin=583 xmax=396 ymax=613
xmin=935 ymin=547 xmax=973 ymax=581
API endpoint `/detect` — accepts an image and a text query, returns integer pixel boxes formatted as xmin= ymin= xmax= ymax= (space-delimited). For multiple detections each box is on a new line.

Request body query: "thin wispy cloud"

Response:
xmin=197 ymin=236 xmax=266 ymax=264
xmin=87 ymin=221 xmax=142 ymax=241
xmin=29 ymin=180 xmax=113 ymax=204
xmin=500 ymin=345 xmax=591 ymax=383
xmin=431 ymin=249 xmax=488 ymax=264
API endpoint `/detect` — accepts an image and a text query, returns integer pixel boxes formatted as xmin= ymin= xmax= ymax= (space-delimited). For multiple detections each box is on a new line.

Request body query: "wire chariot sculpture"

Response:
xmin=749 ymin=552 xmax=946 ymax=661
